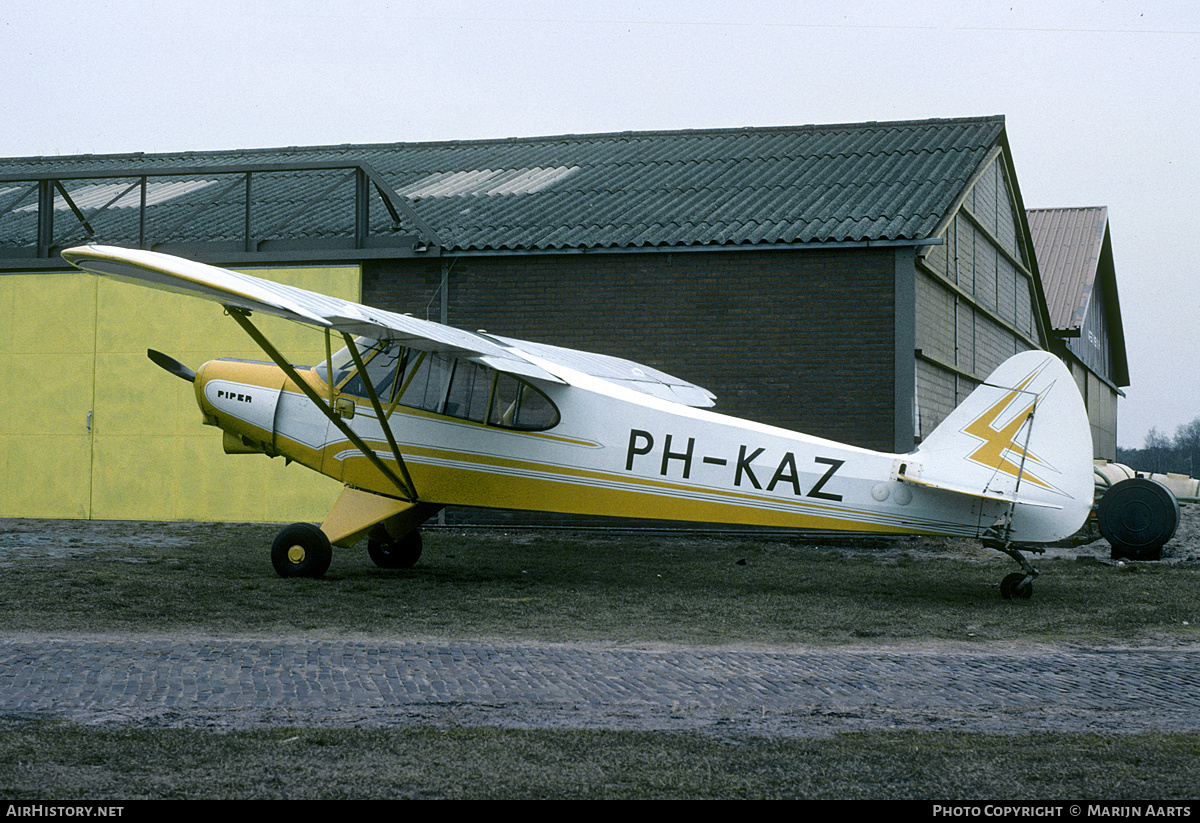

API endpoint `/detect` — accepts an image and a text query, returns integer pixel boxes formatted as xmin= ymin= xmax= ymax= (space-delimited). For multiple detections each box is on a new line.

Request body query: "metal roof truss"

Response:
xmin=0 ymin=161 xmax=443 ymax=269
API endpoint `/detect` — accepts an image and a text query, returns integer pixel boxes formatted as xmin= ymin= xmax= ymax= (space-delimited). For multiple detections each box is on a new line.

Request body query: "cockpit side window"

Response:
xmin=318 ymin=338 xmax=559 ymax=431
xmin=397 ymin=352 xmax=454 ymax=413
xmin=444 ymin=360 xmax=492 ymax=422
xmin=340 ymin=342 xmax=405 ymax=401
xmin=315 ymin=338 xmax=370 ymax=388
xmin=315 ymin=336 xmax=397 ymax=395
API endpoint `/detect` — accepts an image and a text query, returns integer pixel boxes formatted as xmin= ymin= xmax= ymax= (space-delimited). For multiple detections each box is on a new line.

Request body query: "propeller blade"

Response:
xmin=147 ymin=349 xmax=197 ymax=383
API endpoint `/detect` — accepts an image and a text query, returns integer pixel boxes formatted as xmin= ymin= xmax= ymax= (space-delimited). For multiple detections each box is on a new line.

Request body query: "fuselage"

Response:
xmin=192 ymin=347 xmax=1044 ymax=542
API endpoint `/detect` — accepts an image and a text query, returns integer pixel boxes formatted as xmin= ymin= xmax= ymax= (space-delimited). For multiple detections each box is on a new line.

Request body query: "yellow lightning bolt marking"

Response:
xmin=961 ymin=372 xmax=1053 ymax=490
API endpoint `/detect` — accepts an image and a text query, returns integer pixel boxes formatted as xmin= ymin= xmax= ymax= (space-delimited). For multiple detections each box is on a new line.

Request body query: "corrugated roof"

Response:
xmin=0 ymin=116 xmax=1007 ymax=253
xmin=1029 ymin=205 xmax=1129 ymax=388
xmin=1027 ymin=206 xmax=1108 ymax=330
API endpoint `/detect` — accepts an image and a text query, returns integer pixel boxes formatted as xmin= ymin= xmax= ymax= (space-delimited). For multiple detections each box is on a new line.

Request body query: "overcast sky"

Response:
xmin=3 ymin=0 xmax=1197 ymax=449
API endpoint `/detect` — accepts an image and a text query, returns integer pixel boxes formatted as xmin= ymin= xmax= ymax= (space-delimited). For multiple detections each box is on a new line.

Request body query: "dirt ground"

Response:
xmin=912 ymin=503 xmax=1195 ymax=566
xmin=1157 ymin=498 xmax=1200 ymax=559
xmin=1 ymin=501 xmax=1197 ymax=563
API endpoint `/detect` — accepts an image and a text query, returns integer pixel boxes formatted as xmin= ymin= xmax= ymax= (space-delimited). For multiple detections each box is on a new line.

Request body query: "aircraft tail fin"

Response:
xmin=904 ymin=350 xmax=1093 ymax=543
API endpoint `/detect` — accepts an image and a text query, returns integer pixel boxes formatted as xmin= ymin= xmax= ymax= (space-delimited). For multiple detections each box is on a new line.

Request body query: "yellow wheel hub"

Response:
xmin=287 ymin=545 xmax=306 ymax=564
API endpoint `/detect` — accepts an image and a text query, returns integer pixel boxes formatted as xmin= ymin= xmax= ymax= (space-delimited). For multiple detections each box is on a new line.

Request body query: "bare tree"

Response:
xmin=1118 ymin=417 xmax=1200 ymax=475
xmin=1174 ymin=418 xmax=1200 ymax=477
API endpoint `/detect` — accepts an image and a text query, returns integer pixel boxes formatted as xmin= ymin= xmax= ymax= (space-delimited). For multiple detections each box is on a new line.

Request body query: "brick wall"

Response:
xmin=363 ymin=247 xmax=897 ymax=451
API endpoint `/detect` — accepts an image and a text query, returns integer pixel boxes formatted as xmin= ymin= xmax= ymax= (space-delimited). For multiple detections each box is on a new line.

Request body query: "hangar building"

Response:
xmin=1027 ymin=207 xmax=1128 ymax=461
xmin=0 ymin=115 xmax=1127 ymax=523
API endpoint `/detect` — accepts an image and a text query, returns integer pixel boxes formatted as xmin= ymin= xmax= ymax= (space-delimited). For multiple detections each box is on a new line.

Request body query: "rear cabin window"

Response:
xmin=489 ymin=372 xmax=560 ymax=430
xmin=323 ymin=338 xmax=559 ymax=431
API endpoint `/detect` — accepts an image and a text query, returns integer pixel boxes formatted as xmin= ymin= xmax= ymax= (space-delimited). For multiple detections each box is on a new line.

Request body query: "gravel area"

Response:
xmin=2 ymin=506 xmax=1197 ymax=737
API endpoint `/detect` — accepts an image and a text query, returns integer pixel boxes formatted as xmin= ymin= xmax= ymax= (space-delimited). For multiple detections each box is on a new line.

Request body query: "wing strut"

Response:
xmin=340 ymin=332 xmax=420 ymax=503
xmin=226 ymin=308 xmax=419 ymax=502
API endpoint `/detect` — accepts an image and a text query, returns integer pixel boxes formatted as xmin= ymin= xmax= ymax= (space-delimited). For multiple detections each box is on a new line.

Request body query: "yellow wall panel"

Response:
xmin=89 ymin=263 xmax=358 ymax=523
xmin=11 ymin=353 xmax=96 ymax=435
xmin=2 ymin=274 xmax=97 ymax=438
xmin=11 ymin=274 xmax=97 ymax=354
xmin=0 ymin=273 xmax=96 ymax=518
xmin=93 ymin=351 xmax=198 ymax=437
xmin=0 ymin=354 xmax=21 ymax=437
xmin=2 ymin=263 xmax=358 ymax=523
xmin=89 ymin=430 xmax=340 ymax=523
xmin=1 ymin=434 xmax=92 ymax=518
xmin=89 ymin=434 xmax=186 ymax=520
xmin=173 ymin=434 xmax=341 ymax=522
xmin=0 ymin=277 xmax=12 ymax=355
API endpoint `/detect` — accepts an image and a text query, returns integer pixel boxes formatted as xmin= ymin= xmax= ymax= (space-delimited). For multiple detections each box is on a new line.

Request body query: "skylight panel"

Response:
xmin=399 ymin=166 xmax=579 ymax=198
xmin=14 ymin=180 xmax=217 ymax=212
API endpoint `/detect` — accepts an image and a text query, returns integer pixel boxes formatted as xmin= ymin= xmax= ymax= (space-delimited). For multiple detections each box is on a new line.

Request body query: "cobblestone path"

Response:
xmin=2 ymin=636 xmax=1197 ymax=737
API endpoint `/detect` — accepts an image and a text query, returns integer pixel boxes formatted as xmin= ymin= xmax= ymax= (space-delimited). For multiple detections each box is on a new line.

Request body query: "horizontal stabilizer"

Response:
xmin=895 ymin=473 xmax=1063 ymax=509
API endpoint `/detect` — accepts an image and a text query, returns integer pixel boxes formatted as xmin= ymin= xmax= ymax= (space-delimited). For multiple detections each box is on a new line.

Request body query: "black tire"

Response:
xmin=1098 ymin=478 xmax=1179 ymax=561
xmin=271 ymin=523 xmax=332 ymax=578
xmin=367 ymin=525 xmax=422 ymax=569
xmin=1000 ymin=572 xmax=1033 ymax=600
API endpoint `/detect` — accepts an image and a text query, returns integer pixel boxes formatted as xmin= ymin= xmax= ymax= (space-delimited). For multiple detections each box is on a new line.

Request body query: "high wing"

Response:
xmin=61 ymin=245 xmax=715 ymax=407
xmin=489 ymin=335 xmax=715 ymax=407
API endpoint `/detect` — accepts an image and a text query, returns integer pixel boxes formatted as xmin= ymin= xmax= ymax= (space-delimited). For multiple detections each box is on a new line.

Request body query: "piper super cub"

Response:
xmin=64 ymin=244 xmax=1100 ymax=599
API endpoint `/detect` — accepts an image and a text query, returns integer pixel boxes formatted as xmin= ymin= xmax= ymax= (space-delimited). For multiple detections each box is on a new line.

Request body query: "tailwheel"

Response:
xmin=984 ymin=524 xmax=1039 ymax=600
xmin=271 ymin=523 xmax=333 ymax=578
xmin=1000 ymin=572 xmax=1033 ymax=600
xmin=367 ymin=524 xmax=423 ymax=569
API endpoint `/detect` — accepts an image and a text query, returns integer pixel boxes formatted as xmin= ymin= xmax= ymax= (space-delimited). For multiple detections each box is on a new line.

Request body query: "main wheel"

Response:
xmin=367 ymin=524 xmax=422 ymax=569
xmin=1098 ymin=478 xmax=1179 ymax=561
xmin=271 ymin=523 xmax=333 ymax=578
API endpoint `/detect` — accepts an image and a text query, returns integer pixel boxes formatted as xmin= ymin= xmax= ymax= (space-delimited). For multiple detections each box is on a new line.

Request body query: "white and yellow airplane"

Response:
xmin=63 ymin=244 xmax=1097 ymax=599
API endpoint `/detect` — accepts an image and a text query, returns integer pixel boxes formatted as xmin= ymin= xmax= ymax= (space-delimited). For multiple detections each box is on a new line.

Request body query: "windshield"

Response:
xmin=315 ymin=337 xmax=385 ymax=390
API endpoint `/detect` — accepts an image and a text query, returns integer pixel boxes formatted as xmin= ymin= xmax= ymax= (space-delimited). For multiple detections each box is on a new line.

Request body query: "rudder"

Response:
xmin=908 ymin=350 xmax=1093 ymax=544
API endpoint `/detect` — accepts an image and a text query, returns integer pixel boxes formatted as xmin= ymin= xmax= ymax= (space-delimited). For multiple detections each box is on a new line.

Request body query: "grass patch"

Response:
xmin=1 ymin=722 xmax=1197 ymax=800
xmin=1 ymin=524 xmax=1198 ymax=644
